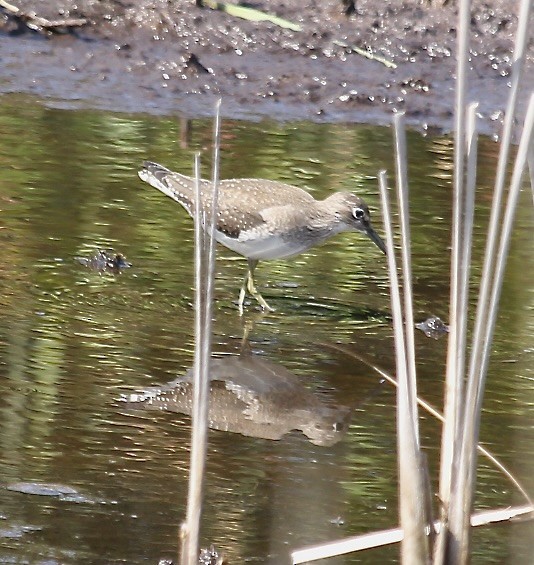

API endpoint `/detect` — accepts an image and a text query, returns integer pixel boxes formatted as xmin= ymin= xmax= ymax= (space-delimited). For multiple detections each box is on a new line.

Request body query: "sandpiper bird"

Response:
xmin=139 ymin=161 xmax=386 ymax=314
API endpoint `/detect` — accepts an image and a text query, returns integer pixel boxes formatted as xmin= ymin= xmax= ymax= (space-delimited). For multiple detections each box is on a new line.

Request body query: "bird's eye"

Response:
xmin=353 ymin=207 xmax=365 ymax=220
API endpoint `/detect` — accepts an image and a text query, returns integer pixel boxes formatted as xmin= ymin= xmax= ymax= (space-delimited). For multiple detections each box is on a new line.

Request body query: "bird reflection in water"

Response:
xmin=123 ymin=353 xmax=352 ymax=447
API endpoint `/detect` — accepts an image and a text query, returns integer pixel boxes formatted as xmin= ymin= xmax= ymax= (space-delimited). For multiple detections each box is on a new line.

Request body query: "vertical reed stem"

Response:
xmin=467 ymin=0 xmax=532 ymax=408
xmin=181 ymin=153 xmax=209 ymax=565
xmin=393 ymin=112 xmax=419 ymax=445
xmin=379 ymin=171 xmax=429 ymax=564
xmin=207 ymin=99 xmax=222 ymax=305
xmin=181 ymin=102 xmax=222 ymax=564
xmin=438 ymin=0 xmax=471 ymax=514
xmin=528 ymin=139 xmax=534 ymax=206
xmin=441 ymin=0 xmax=532 ymax=560
xmin=451 ymin=92 xmax=534 ymax=564
xmin=441 ymin=102 xmax=479 ymax=564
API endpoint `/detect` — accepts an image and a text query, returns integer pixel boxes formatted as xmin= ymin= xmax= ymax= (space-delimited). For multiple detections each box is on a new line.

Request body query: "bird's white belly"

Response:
xmin=215 ymin=230 xmax=313 ymax=260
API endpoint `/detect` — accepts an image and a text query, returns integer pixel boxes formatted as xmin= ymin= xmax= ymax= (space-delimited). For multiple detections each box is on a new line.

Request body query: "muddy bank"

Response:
xmin=1 ymin=0 xmax=532 ymax=133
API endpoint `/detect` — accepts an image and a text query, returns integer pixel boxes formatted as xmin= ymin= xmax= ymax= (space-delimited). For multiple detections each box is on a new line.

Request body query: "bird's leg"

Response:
xmin=238 ymin=273 xmax=248 ymax=316
xmin=238 ymin=259 xmax=274 ymax=315
xmin=247 ymin=259 xmax=275 ymax=312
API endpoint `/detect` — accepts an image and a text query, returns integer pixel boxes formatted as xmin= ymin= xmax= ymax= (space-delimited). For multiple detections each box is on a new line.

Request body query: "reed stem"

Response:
xmin=379 ymin=170 xmax=429 ymax=563
xmin=180 ymin=101 xmax=222 ymax=564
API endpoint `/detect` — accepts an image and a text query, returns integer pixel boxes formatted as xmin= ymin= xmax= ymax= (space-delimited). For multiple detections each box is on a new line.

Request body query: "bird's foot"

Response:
xmin=247 ymin=276 xmax=274 ymax=314
xmin=237 ymin=283 xmax=275 ymax=315
xmin=255 ymin=293 xmax=275 ymax=313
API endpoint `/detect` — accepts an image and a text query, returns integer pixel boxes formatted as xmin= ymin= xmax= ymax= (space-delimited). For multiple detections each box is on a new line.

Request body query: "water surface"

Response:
xmin=0 ymin=94 xmax=532 ymax=564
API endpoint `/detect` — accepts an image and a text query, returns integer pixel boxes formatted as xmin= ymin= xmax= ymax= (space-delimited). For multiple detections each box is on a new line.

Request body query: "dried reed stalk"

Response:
xmin=437 ymin=0 xmax=472 ymax=527
xmin=291 ymin=505 xmax=533 ymax=563
xmin=180 ymin=101 xmax=222 ymax=564
xmin=378 ymin=167 xmax=430 ymax=563
xmin=448 ymin=92 xmax=534 ymax=564
xmin=440 ymin=0 xmax=533 ymax=558
xmin=290 ymin=342 xmax=534 ymax=563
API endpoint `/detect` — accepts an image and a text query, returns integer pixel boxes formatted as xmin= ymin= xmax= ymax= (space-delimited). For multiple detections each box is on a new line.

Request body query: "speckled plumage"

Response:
xmin=138 ymin=160 xmax=386 ymax=312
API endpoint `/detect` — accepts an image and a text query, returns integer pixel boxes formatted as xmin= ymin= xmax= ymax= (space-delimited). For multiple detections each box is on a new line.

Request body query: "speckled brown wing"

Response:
xmin=214 ymin=178 xmax=315 ymax=239
xmin=218 ymin=178 xmax=315 ymax=208
xmin=141 ymin=162 xmax=317 ymax=240
xmin=139 ymin=166 xmax=268 ymax=239
xmin=211 ymin=200 xmax=265 ymax=239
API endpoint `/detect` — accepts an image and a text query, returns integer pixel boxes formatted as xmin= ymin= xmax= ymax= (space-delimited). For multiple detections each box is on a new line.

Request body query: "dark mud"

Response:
xmin=1 ymin=1 xmax=532 ymax=133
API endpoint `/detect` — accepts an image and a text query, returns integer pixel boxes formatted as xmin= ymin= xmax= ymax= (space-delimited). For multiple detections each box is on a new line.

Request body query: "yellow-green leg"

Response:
xmin=238 ymin=259 xmax=274 ymax=315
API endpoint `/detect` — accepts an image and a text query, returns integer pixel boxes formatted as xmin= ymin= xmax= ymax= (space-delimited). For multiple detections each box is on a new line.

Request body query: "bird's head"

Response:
xmin=332 ymin=193 xmax=387 ymax=255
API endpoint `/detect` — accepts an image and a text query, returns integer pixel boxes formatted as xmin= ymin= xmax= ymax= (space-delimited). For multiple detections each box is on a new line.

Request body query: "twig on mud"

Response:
xmin=195 ymin=1 xmax=397 ymax=69
xmin=333 ymin=39 xmax=397 ymax=69
xmin=197 ymin=0 xmax=301 ymax=32
xmin=0 ymin=0 xmax=87 ymax=34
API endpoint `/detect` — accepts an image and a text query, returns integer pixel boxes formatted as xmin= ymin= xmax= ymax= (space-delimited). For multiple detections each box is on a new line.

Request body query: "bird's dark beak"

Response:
xmin=365 ymin=226 xmax=387 ymax=255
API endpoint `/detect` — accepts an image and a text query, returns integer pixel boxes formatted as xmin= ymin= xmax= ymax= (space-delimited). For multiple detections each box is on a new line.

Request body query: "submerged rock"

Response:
xmin=415 ymin=316 xmax=449 ymax=340
xmin=5 ymin=482 xmax=101 ymax=504
xmin=199 ymin=545 xmax=227 ymax=565
xmin=0 ymin=523 xmax=41 ymax=539
xmin=75 ymin=249 xmax=131 ymax=272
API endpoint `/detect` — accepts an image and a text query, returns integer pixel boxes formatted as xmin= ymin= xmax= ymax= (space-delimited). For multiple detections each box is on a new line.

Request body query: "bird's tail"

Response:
xmin=138 ymin=161 xmax=172 ymax=193
xmin=138 ymin=161 xmax=198 ymax=215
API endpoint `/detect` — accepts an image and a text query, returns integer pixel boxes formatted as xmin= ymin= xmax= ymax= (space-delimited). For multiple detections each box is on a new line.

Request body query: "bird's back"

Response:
xmin=139 ymin=161 xmax=317 ymax=239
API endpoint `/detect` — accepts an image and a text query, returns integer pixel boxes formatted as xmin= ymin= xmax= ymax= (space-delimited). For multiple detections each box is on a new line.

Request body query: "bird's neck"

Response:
xmin=305 ymin=204 xmax=343 ymax=235
xmin=308 ymin=193 xmax=349 ymax=232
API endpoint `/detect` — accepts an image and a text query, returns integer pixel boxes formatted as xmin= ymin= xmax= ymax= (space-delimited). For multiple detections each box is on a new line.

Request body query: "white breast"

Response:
xmin=214 ymin=229 xmax=317 ymax=260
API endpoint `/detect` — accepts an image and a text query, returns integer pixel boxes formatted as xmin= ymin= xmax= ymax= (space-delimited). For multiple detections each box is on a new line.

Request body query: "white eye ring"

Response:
xmin=353 ymin=207 xmax=365 ymax=220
